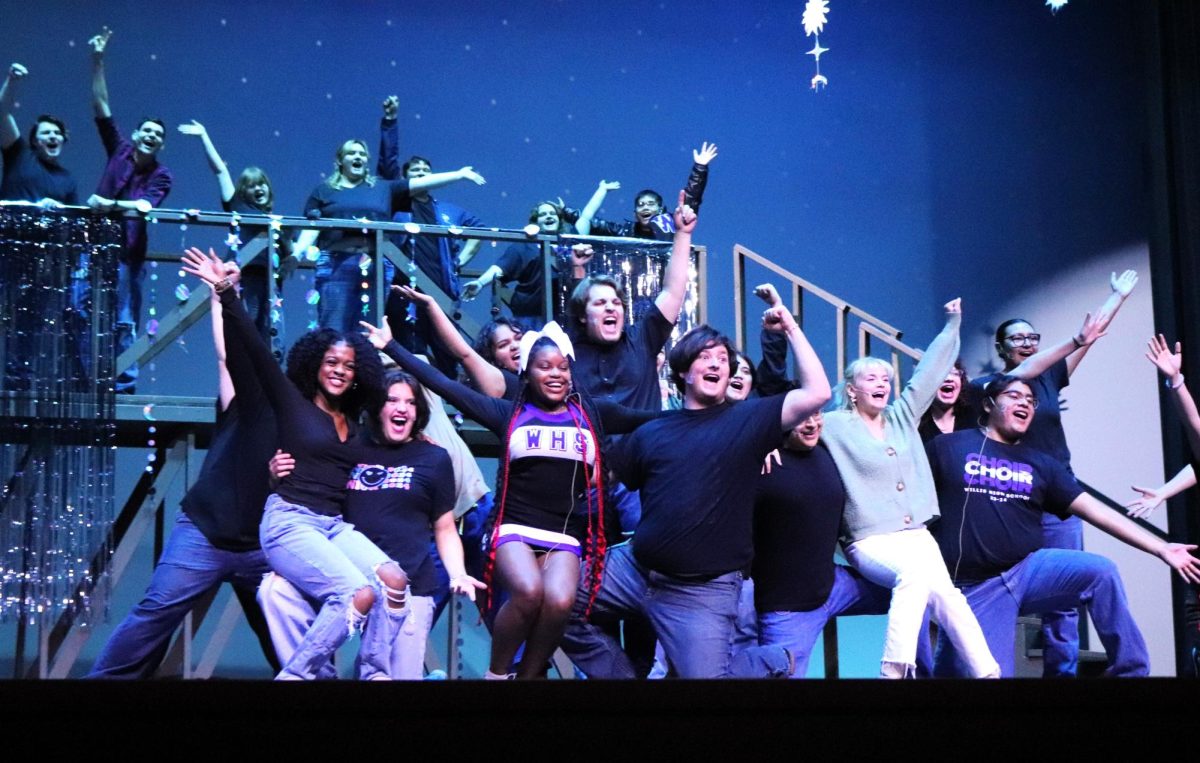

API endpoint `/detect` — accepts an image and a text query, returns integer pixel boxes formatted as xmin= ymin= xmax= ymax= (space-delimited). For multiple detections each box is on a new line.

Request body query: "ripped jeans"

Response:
xmin=259 ymin=495 xmax=400 ymax=680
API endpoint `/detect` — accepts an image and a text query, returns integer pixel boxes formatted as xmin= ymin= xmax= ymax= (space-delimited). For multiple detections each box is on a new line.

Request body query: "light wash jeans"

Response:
xmin=259 ymin=495 xmax=400 ymax=680
xmin=259 ymin=572 xmax=432 ymax=680
xmin=845 ymin=527 xmax=998 ymax=678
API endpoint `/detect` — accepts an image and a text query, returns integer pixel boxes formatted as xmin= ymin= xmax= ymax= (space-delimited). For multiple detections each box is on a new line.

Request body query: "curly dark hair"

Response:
xmin=285 ymin=328 xmax=384 ymax=419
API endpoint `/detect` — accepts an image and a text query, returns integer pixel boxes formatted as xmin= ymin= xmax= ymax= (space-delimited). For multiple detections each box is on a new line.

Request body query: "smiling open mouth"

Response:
xmin=729 ymin=379 xmax=744 ymax=390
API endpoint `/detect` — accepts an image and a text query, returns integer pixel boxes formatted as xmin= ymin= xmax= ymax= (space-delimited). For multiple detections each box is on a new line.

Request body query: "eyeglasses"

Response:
xmin=997 ymin=390 xmax=1039 ymax=409
xmin=1004 ymin=333 xmax=1041 ymax=347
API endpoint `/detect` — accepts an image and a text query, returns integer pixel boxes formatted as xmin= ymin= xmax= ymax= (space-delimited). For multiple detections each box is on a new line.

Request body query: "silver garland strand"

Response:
xmin=0 ymin=207 xmax=119 ymax=627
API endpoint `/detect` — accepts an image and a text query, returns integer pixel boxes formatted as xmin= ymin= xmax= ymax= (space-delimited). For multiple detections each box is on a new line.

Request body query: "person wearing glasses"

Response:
xmin=967 ymin=270 xmax=1137 ymax=677
xmin=927 ymin=375 xmax=1200 ymax=677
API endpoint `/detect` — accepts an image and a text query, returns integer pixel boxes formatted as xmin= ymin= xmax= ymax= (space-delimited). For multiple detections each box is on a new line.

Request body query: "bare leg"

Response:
xmin=516 ymin=550 xmax=580 ymax=680
xmin=490 ymin=542 xmax=544 ymax=675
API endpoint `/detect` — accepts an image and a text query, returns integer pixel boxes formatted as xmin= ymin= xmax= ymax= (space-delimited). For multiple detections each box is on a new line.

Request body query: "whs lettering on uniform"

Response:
xmin=513 ymin=425 xmax=596 ymax=463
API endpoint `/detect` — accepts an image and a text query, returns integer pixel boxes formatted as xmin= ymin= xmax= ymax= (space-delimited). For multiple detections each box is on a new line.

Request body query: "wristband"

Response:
xmin=1168 ymin=374 xmax=1186 ymax=390
xmin=1072 ymin=335 xmax=1084 ymax=349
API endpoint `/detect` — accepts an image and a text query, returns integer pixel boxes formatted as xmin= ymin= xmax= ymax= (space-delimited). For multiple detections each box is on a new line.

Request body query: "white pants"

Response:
xmin=258 ymin=572 xmax=434 ymax=680
xmin=845 ymin=528 xmax=999 ymax=678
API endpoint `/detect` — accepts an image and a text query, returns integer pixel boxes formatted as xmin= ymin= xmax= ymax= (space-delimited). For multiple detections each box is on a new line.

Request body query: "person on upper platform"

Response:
xmin=0 ymin=62 xmax=77 ymax=205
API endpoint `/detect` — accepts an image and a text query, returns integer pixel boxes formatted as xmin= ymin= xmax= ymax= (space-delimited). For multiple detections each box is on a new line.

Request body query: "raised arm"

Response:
xmin=654 ymin=189 xmax=696 ymax=325
xmin=394 ymin=285 xmax=507 ymax=397
xmin=360 ymin=319 xmax=510 ymax=433
xmin=763 ymin=306 xmax=831 ymax=429
xmin=408 ymin=167 xmax=486 ymax=194
xmin=753 ymin=283 xmax=791 ymax=397
xmin=900 ymin=299 xmax=962 ymax=418
xmin=1066 ymin=270 xmax=1137 ymax=376
xmin=1070 ymin=493 xmax=1200 ymax=584
xmin=89 ymin=27 xmax=113 ymax=119
xmin=683 ymin=141 xmax=717 ymax=212
xmin=178 ymin=120 xmax=234 ymax=203
xmin=376 ymin=95 xmax=399 ymax=180
xmin=210 ymin=277 xmax=235 ymax=411
xmin=1147 ymin=334 xmax=1200 ymax=460
xmin=1127 ymin=464 xmax=1196 ymax=519
xmin=575 ymin=180 xmax=620 ymax=236
xmin=0 ymin=63 xmax=26 ymax=150
xmin=1005 ymin=311 xmax=1107 ymax=381
xmin=182 ymin=247 xmax=294 ymax=412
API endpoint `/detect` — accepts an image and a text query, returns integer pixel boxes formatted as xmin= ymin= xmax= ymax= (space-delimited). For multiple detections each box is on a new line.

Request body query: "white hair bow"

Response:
xmin=518 ymin=321 xmax=575 ymax=374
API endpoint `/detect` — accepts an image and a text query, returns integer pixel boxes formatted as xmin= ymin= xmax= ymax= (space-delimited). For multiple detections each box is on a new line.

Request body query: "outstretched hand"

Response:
xmin=1146 ymin=334 xmax=1183 ymax=379
xmin=673 ymin=189 xmax=697 ymax=233
xmin=177 ymin=120 xmax=207 ymax=138
xmin=943 ymin=298 xmax=962 ymax=315
xmin=359 ymin=319 xmax=393 ymax=350
xmin=7 ymin=63 xmax=28 ymax=81
xmin=181 ymin=247 xmax=239 ymax=288
xmin=598 ymin=180 xmax=620 ymax=192
xmin=1125 ymin=485 xmax=1165 ymax=519
xmin=392 ymin=284 xmax=436 ymax=311
xmin=693 ymin=141 xmax=719 ymax=166
xmin=1160 ymin=543 xmax=1200 ymax=585
xmin=1074 ymin=312 xmax=1107 ymax=349
xmin=458 ymin=166 xmax=486 ymax=186
xmin=1111 ymin=269 xmax=1138 ymax=298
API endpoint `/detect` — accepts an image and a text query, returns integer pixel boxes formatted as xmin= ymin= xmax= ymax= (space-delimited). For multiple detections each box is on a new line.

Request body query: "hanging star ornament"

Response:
xmin=802 ymin=0 xmax=831 ymax=92
xmin=1046 ymin=0 xmax=1068 ymax=13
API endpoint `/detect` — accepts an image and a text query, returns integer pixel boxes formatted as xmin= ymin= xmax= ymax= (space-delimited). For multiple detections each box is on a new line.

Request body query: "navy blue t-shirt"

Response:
xmin=303 ymin=178 xmax=412 ymax=251
xmin=342 ymin=436 xmax=454 ymax=597
xmin=614 ymin=394 xmax=786 ymax=577
xmin=0 ymin=138 xmax=77 ymax=204
xmin=753 ymin=443 xmax=847 ymax=612
xmin=572 ymin=303 xmax=674 ymax=413
xmin=927 ymin=429 xmax=1083 ymax=585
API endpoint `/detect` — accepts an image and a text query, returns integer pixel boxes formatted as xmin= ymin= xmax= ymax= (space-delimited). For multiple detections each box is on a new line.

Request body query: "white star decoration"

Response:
xmin=1046 ymin=0 xmax=1068 ymax=12
xmin=803 ymin=0 xmax=830 ymax=37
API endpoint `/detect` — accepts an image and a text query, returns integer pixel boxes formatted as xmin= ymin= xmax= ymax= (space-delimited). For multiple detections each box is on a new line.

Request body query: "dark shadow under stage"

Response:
xmin=5 ymin=678 xmax=1194 ymax=751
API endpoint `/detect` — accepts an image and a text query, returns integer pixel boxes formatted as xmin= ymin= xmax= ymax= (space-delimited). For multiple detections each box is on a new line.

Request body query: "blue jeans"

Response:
xmin=757 ymin=565 xmax=934 ymax=678
xmin=314 ymin=250 xmax=393 ymax=334
xmin=114 ymin=257 xmax=143 ymax=392
xmin=88 ymin=513 xmax=274 ymax=678
xmin=560 ymin=543 xmax=650 ymax=679
xmin=1039 ymin=513 xmax=1083 ymax=676
xmin=933 ymin=548 xmax=1149 ymax=678
xmin=259 ymin=496 xmax=399 ymax=680
xmin=648 ymin=569 xmax=791 ymax=679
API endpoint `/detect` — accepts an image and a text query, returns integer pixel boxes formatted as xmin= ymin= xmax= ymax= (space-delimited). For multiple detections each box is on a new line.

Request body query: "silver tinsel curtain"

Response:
xmin=552 ymin=235 xmax=701 ymax=339
xmin=0 ymin=206 xmax=119 ymax=627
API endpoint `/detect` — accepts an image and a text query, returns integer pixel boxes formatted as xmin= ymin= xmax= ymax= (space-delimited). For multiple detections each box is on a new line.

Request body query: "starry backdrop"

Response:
xmin=0 ymin=1 xmax=1160 ymax=676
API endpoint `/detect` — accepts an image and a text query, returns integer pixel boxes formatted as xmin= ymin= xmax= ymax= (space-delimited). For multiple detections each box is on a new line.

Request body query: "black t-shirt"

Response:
xmin=927 ymin=429 xmax=1083 ymax=585
xmin=342 ymin=436 xmax=454 ymax=596
xmin=0 ymin=138 xmax=77 ymax=204
xmin=970 ymin=360 xmax=1072 ymax=467
xmin=223 ymin=197 xmax=272 ymax=268
xmin=495 ymin=242 xmax=573 ymax=319
xmin=752 ymin=444 xmax=847 ymax=612
xmin=180 ymin=322 xmax=277 ymax=551
xmin=572 ymin=303 xmax=674 ymax=413
xmin=221 ymin=289 xmax=361 ymax=516
xmin=303 ymin=178 xmax=412 ymax=251
xmin=616 ymin=394 xmax=786 ymax=577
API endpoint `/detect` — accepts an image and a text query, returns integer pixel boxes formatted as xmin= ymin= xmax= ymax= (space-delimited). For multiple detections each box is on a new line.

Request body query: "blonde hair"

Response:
xmin=835 ymin=356 xmax=891 ymax=410
xmin=327 ymin=139 xmax=376 ymax=189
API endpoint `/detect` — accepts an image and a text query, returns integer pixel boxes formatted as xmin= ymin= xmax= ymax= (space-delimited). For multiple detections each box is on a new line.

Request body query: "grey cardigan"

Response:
xmin=823 ymin=312 xmax=961 ymax=544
